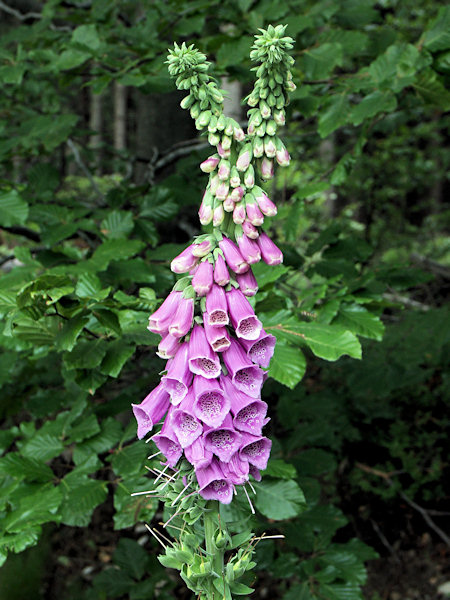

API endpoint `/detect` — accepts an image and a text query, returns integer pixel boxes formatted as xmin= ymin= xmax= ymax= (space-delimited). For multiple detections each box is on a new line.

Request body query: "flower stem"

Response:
xmin=204 ymin=500 xmax=223 ymax=574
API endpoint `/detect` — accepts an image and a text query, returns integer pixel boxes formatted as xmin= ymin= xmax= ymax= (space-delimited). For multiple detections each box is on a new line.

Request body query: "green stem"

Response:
xmin=204 ymin=500 xmax=223 ymax=576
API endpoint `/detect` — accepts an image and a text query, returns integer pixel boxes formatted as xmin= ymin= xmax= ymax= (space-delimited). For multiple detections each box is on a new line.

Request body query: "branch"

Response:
xmin=66 ymin=138 xmax=105 ymax=205
xmin=1 ymin=225 xmax=41 ymax=242
xmin=0 ymin=0 xmax=41 ymax=20
xmin=356 ymin=462 xmax=450 ymax=548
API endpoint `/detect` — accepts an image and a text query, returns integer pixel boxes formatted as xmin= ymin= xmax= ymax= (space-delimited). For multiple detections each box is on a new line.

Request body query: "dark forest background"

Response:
xmin=0 ymin=1 xmax=449 ymax=599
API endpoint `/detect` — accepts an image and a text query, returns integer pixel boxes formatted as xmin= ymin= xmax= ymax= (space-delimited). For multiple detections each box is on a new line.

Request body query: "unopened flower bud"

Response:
xmin=200 ymin=154 xmax=219 ymax=173
xmin=242 ymin=219 xmax=259 ymax=239
xmin=180 ymin=94 xmax=194 ymax=110
xmin=192 ymin=238 xmax=213 ymax=257
xmin=273 ymin=109 xmax=286 ymax=126
xmin=257 ymin=231 xmax=283 ymax=265
xmin=223 ymin=196 xmax=235 ymax=212
xmin=230 ymin=186 xmax=245 ymax=203
xmin=198 ymin=190 xmax=213 ymax=225
xmin=196 ymin=110 xmax=211 ymax=130
xmin=190 ymin=102 xmax=201 ymax=119
xmin=215 ymin=181 xmax=229 ymax=201
xmin=260 ymin=99 xmax=271 ymax=119
xmin=244 ymin=165 xmax=255 ymax=188
xmin=233 ymin=201 xmax=246 ymax=225
xmin=208 ymin=131 xmax=221 ymax=146
xmin=217 ymin=142 xmax=230 ymax=158
xmin=255 ymin=121 xmax=266 ymax=137
xmin=245 ymin=193 xmax=264 ymax=226
xmin=275 ymin=137 xmax=290 ymax=167
xmin=230 ymin=166 xmax=240 ymax=188
xmin=264 ymin=137 xmax=276 ymax=158
xmin=233 ymin=125 xmax=245 ymax=141
xmin=208 ymin=114 xmax=218 ymax=133
xmin=266 ymin=120 xmax=277 ymax=136
xmin=236 ymin=269 xmax=258 ymax=297
xmin=218 ymin=159 xmax=230 ymax=181
xmin=260 ymin=157 xmax=274 ymax=179
xmin=236 ymin=144 xmax=252 ymax=172
xmin=216 ymin=113 xmax=227 ymax=131
xmin=213 ymin=202 xmax=225 ymax=226
xmin=252 ymin=136 xmax=264 ymax=158
xmin=214 ymin=253 xmax=230 ymax=286
xmin=221 ymin=134 xmax=232 ymax=150
xmin=253 ymin=186 xmax=277 ymax=216
xmin=224 ymin=118 xmax=234 ymax=136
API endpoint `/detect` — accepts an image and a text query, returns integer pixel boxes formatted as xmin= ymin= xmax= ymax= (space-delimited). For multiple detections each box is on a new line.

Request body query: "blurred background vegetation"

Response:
xmin=0 ymin=1 xmax=448 ymax=599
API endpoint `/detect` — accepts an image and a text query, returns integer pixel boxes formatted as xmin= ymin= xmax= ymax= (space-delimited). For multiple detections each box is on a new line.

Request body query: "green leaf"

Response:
xmin=101 ymin=210 xmax=134 ymax=239
xmin=90 ymin=239 xmax=145 ymax=270
xmin=73 ymin=417 xmax=122 ymax=465
xmin=265 ymin=318 xmax=362 ymax=361
xmin=93 ymin=308 xmax=122 ymax=335
xmin=318 ymin=95 xmax=349 ymax=138
xmin=4 ymin=485 xmax=62 ymax=532
xmin=302 ymin=43 xmax=343 ymax=79
xmin=333 ymin=306 xmax=384 ymax=341
xmin=100 ymin=340 xmax=135 ymax=377
xmin=75 ymin=273 xmax=107 ymax=299
xmin=109 ymin=442 xmax=147 ymax=477
xmin=216 ymin=37 xmax=252 ymax=67
xmin=269 ymin=343 xmax=306 ymax=389
xmin=114 ymin=538 xmax=149 ymax=580
xmin=55 ymin=315 xmax=89 ymax=351
xmin=72 ymin=24 xmax=101 ymax=51
xmin=0 ymin=527 xmax=41 ymax=557
xmin=113 ymin=475 xmax=158 ymax=530
xmin=251 ymin=262 xmax=288 ymax=288
xmin=422 ymin=6 xmax=450 ymax=52
xmin=319 ymin=582 xmax=363 ymax=600
xmin=413 ymin=69 xmax=450 ymax=110
xmin=350 ymin=91 xmax=397 ymax=126
xmin=254 ymin=480 xmax=306 ymax=520
xmin=21 ymin=433 xmax=65 ymax=462
xmin=0 ymin=190 xmax=29 ymax=226
xmin=69 ymin=414 xmax=101 ymax=443
xmin=65 ymin=339 xmax=108 ymax=370
xmin=59 ymin=480 xmax=107 ymax=527
xmin=0 ymin=454 xmax=53 ymax=482
xmin=264 ymin=459 xmax=297 ymax=480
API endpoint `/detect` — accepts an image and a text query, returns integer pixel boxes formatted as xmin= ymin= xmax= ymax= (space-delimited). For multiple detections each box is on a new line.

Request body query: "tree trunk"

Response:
xmin=89 ymin=88 xmax=103 ymax=174
xmin=114 ymin=83 xmax=127 ymax=152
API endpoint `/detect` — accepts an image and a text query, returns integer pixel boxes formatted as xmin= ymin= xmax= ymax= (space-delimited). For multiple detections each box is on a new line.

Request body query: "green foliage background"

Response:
xmin=0 ymin=1 xmax=448 ymax=598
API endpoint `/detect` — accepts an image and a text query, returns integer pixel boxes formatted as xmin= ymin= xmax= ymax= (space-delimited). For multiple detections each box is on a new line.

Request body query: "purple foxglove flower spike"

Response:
xmin=253 ymin=187 xmax=277 ymax=217
xmin=168 ymin=294 xmax=194 ymax=338
xmin=193 ymin=375 xmax=230 ymax=428
xmin=196 ymin=459 xmax=233 ymax=504
xmin=239 ymin=433 xmax=272 ymax=471
xmin=161 ymin=342 xmax=193 ymax=405
xmin=222 ymin=338 xmax=264 ymax=398
xmin=237 ymin=230 xmax=261 ymax=265
xmin=203 ymin=414 xmax=242 ymax=463
xmin=185 ymin=437 xmax=213 ymax=469
xmin=221 ymin=453 xmax=250 ymax=485
xmin=219 ymin=237 xmax=249 ymax=274
xmin=203 ymin=319 xmax=231 ymax=352
xmin=257 ymin=232 xmax=284 ymax=265
xmin=221 ymin=375 xmax=268 ymax=436
xmin=261 ymin=157 xmax=274 ymax=179
xmin=213 ymin=253 xmax=230 ymax=286
xmin=226 ymin=287 xmax=262 ymax=341
xmin=152 ymin=411 xmax=183 ymax=467
xmin=242 ymin=220 xmax=259 ymax=240
xmin=223 ymin=196 xmax=235 ymax=212
xmin=199 ymin=190 xmax=213 ymax=225
xmin=157 ymin=332 xmax=180 ymax=360
xmin=245 ymin=196 xmax=264 ymax=226
xmin=171 ymin=390 xmax=203 ymax=448
xmin=188 ymin=324 xmax=221 ymax=379
xmin=200 ymin=154 xmax=220 ymax=173
xmin=192 ymin=260 xmax=213 ymax=297
xmin=192 ymin=238 xmax=213 ymax=257
xmin=205 ymin=284 xmax=229 ymax=327
xmin=233 ymin=201 xmax=246 ymax=225
xmin=236 ymin=269 xmax=258 ymax=297
xmin=239 ymin=330 xmax=276 ymax=368
xmin=171 ymin=245 xmax=198 ymax=274
xmin=148 ymin=290 xmax=181 ymax=334
xmin=132 ymin=383 xmax=171 ymax=440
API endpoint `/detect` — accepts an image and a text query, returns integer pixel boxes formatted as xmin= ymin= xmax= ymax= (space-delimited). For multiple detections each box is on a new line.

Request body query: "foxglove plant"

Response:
xmin=131 ymin=25 xmax=295 ymax=599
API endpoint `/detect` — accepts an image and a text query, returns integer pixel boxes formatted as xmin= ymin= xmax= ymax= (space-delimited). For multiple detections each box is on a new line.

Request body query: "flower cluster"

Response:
xmin=132 ymin=27 xmax=295 ymax=504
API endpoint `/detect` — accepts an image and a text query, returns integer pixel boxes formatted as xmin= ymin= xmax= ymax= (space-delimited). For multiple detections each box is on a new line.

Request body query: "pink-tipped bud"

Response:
xmin=218 ymin=159 xmax=230 ymax=181
xmin=210 ymin=174 xmax=220 ymax=195
xmin=233 ymin=126 xmax=245 ymax=141
xmin=230 ymin=186 xmax=245 ymax=203
xmin=221 ymin=134 xmax=232 ymax=151
xmin=242 ymin=220 xmax=259 ymax=239
xmin=213 ymin=202 xmax=225 ymax=226
xmin=236 ymin=269 xmax=258 ymax=297
xmin=244 ymin=165 xmax=255 ymax=188
xmin=192 ymin=261 xmax=214 ymax=296
xmin=213 ymin=254 xmax=230 ymax=286
xmin=192 ymin=238 xmax=213 ymax=257
xmin=199 ymin=190 xmax=213 ymax=225
xmin=257 ymin=232 xmax=283 ymax=265
xmin=275 ymin=138 xmax=290 ymax=167
xmin=245 ymin=194 xmax=264 ymax=226
xmin=237 ymin=229 xmax=261 ymax=265
xmin=233 ymin=201 xmax=246 ymax=225
xmin=219 ymin=237 xmax=249 ymax=274
xmin=236 ymin=144 xmax=252 ymax=172
xmin=171 ymin=245 xmax=198 ymax=274
xmin=230 ymin=166 xmax=240 ymax=188
xmin=273 ymin=109 xmax=285 ymax=126
xmin=260 ymin=157 xmax=274 ymax=179
xmin=252 ymin=136 xmax=264 ymax=158
xmin=200 ymin=154 xmax=220 ymax=173
xmin=215 ymin=181 xmax=229 ymax=201
xmin=264 ymin=137 xmax=276 ymax=158
xmin=217 ymin=142 xmax=230 ymax=158
xmin=253 ymin=187 xmax=277 ymax=217
xmin=260 ymin=100 xmax=271 ymax=119
xmin=266 ymin=120 xmax=277 ymax=136
xmin=223 ymin=196 xmax=235 ymax=212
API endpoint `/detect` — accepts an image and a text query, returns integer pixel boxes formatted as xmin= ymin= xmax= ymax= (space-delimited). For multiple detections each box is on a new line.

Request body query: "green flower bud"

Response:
xmin=208 ymin=131 xmax=221 ymax=146
xmin=221 ymin=134 xmax=232 ymax=150
xmin=196 ymin=110 xmax=212 ymax=129
xmin=267 ymin=92 xmax=277 ymax=107
xmin=259 ymin=100 xmax=271 ymax=119
xmin=180 ymin=94 xmax=194 ymax=110
xmin=216 ymin=113 xmax=227 ymax=131
xmin=190 ymin=102 xmax=201 ymax=119
xmin=224 ymin=118 xmax=234 ymax=136
xmin=266 ymin=120 xmax=277 ymax=136
xmin=252 ymin=136 xmax=264 ymax=158
xmin=276 ymin=94 xmax=285 ymax=109
xmin=255 ymin=121 xmax=266 ymax=137
xmin=208 ymin=115 xmax=218 ymax=133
